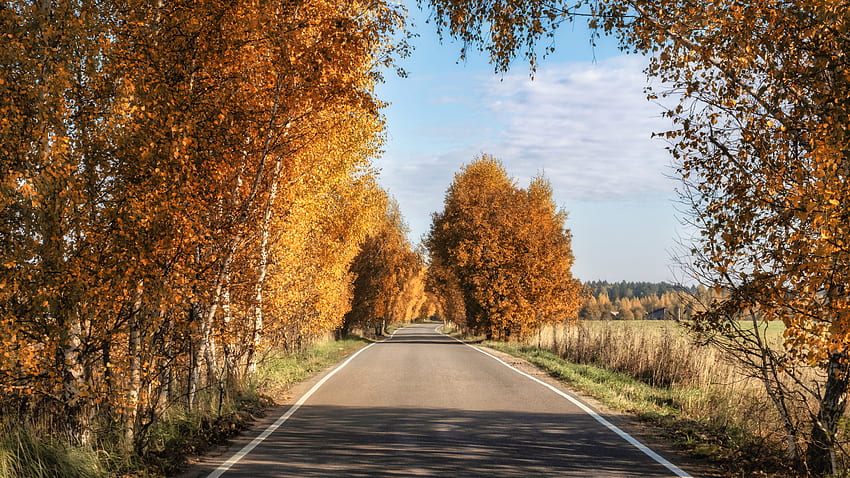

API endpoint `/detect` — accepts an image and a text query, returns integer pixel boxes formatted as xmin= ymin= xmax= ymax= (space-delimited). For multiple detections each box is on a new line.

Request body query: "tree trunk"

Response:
xmin=552 ymin=325 xmax=559 ymax=356
xmin=58 ymin=306 xmax=89 ymax=445
xmin=187 ymin=302 xmax=201 ymax=411
xmin=246 ymin=156 xmax=281 ymax=376
xmin=123 ymin=281 xmax=144 ymax=451
xmin=807 ymin=352 xmax=849 ymax=476
xmin=103 ymin=335 xmax=113 ymax=402
xmin=156 ymin=312 xmax=174 ymax=415
xmin=201 ymin=301 xmax=220 ymax=387
xmin=221 ymin=272 xmax=239 ymax=390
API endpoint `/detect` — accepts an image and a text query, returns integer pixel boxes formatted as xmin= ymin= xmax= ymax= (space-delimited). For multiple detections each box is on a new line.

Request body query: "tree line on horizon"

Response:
xmin=579 ymin=281 xmax=706 ymax=320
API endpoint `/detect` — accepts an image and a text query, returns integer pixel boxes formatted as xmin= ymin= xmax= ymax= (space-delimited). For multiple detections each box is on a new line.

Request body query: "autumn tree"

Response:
xmin=260 ymin=147 xmax=386 ymax=354
xmin=343 ymin=198 xmax=424 ymax=336
xmin=425 ymin=252 xmax=467 ymax=326
xmin=0 ymin=0 xmax=125 ymax=443
xmin=648 ymin=4 xmax=850 ymax=472
xmin=426 ymin=155 xmax=583 ymax=340
xmin=0 ymin=0 xmax=407 ymax=460
xmin=522 ymin=176 xmax=586 ymax=330
xmin=422 ymin=0 xmax=850 ymax=473
xmin=596 ymin=2 xmax=850 ymax=472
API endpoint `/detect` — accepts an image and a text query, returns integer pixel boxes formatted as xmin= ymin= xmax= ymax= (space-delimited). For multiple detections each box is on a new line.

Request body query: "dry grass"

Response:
xmin=505 ymin=321 xmax=798 ymax=473
xmin=534 ymin=321 xmax=728 ymax=388
xmin=0 ymin=335 xmax=371 ymax=478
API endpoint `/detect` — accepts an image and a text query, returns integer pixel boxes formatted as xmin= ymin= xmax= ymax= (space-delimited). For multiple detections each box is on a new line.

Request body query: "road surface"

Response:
xmin=199 ymin=323 xmax=692 ymax=477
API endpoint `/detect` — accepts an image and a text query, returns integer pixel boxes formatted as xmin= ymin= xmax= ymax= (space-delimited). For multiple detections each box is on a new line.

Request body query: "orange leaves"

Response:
xmin=427 ymin=155 xmax=583 ymax=340
xmin=649 ymin=3 xmax=850 ymax=463
xmin=344 ymin=197 xmax=423 ymax=333
xmin=0 ymin=0 xmax=408 ymax=451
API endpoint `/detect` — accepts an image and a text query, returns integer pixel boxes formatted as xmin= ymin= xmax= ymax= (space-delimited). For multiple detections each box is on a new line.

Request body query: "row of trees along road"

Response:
xmin=0 ymin=0 xmax=414 ymax=457
xmin=342 ymin=199 xmax=440 ymax=337
xmin=4 ymin=0 xmax=850 ymax=475
xmin=423 ymin=0 xmax=850 ymax=474
xmin=426 ymin=155 xmax=585 ymax=341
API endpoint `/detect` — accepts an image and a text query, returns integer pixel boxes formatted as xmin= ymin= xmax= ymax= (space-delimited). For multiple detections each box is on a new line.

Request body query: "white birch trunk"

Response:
xmin=123 ymin=281 xmax=144 ymax=450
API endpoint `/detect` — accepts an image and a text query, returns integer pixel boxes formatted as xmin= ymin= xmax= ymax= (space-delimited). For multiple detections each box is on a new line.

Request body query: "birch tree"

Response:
xmin=421 ymin=0 xmax=850 ymax=473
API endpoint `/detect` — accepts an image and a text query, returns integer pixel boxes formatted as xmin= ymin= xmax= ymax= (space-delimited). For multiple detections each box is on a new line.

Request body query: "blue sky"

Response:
xmin=374 ymin=7 xmax=687 ymax=283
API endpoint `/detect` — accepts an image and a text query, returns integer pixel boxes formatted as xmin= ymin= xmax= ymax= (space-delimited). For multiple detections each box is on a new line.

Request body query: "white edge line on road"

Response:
xmin=206 ymin=330 xmax=401 ymax=478
xmin=439 ymin=325 xmax=693 ymax=478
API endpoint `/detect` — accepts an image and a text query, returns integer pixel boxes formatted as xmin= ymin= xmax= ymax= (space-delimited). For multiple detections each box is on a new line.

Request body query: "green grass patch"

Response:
xmin=484 ymin=342 xmax=681 ymax=420
xmin=258 ymin=335 xmax=370 ymax=387
xmin=0 ymin=421 xmax=106 ymax=478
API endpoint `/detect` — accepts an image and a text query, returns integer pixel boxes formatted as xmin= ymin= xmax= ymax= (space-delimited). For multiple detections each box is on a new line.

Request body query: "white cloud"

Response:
xmin=376 ymin=54 xmax=683 ymax=275
xmin=480 ymin=55 xmax=676 ymax=201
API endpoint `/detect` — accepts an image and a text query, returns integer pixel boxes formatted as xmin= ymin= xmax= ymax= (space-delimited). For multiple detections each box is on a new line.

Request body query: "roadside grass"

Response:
xmin=147 ymin=334 xmax=371 ymax=475
xmin=439 ymin=320 xmax=799 ymax=476
xmin=0 ymin=421 xmax=106 ymax=478
xmin=482 ymin=340 xmax=791 ymax=475
xmin=257 ymin=335 xmax=371 ymax=395
xmin=0 ymin=334 xmax=370 ymax=478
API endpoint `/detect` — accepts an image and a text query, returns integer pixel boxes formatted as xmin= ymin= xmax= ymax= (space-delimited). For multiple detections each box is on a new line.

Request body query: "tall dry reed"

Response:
xmin=536 ymin=321 xmax=727 ymax=388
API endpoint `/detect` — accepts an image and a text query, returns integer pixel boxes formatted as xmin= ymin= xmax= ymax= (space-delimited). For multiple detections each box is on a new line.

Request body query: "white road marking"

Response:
xmin=206 ymin=340 xmax=382 ymax=477
xmin=440 ymin=328 xmax=693 ymax=478
xmin=207 ymin=328 xmax=407 ymax=477
xmin=209 ymin=325 xmax=690 ymax=477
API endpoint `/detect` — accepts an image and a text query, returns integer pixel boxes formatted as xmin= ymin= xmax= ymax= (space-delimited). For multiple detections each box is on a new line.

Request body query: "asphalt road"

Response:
xmin=199 ymin=323 xmax=693 ymax=477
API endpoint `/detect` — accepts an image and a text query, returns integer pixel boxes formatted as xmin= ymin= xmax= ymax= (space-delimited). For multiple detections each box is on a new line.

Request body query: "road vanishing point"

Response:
xmin=192 ymin=323 xmax=694 ymax=477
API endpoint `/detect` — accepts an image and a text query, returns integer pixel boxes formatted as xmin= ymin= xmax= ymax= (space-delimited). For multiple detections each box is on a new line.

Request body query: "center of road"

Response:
xmin=203 ymin=323 xmax=693 ymax=477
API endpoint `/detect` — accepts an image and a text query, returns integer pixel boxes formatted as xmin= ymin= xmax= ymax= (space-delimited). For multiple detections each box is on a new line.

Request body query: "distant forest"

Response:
xmin=579 ymin=281 xmax=708 ymax=320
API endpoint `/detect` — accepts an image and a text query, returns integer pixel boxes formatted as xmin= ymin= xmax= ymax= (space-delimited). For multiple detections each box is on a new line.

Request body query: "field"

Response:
xmin=573 ymin=319 xmax=786 ymax=339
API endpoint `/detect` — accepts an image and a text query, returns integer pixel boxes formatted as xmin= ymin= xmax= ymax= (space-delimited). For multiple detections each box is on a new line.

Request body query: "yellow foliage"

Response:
xmin=0 ymin=0 xmax=407 ymax=451
xmin=426 ymin=155 xmax=584 ymax=340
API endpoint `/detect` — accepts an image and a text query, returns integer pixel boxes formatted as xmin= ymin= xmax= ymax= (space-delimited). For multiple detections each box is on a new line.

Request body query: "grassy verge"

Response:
xmin=148 ymin=335 xmax=371 ymax=475
xmin=0 ymin=422 xmax=106 ymax=478
xmin=0 ymin=335 xmax=370 ymax=478
xmin=486 ymin=342 xmax=685 ymax=417
xmin=482 ymin=340 xmax=792 ymax=476
xmin=258 ymin=336 xmax=371 ymax=396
